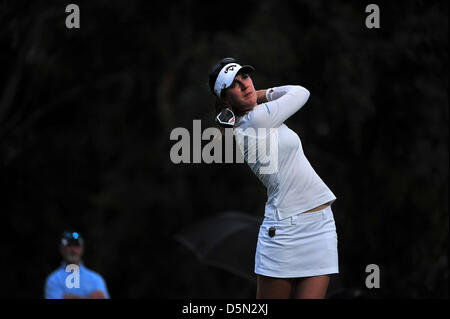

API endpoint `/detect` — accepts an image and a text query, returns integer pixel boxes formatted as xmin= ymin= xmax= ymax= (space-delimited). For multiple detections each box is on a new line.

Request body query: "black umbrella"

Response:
xmin=175 ymin=211 xmax=347 ymax=297
xmin=174 ymin=211 xmax=263 ymax=283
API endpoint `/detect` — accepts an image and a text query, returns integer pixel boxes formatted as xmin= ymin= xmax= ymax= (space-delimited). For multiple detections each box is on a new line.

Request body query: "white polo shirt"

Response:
xmin=233 ymin=85 xmax=336 ymax=220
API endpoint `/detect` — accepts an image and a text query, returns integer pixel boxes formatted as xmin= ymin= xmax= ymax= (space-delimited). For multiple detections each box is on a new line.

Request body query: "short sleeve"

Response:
xmin=44 ymin=274 xmax=64 ymax=299
xmin=92 ymin=274 xmax=110 ymax=298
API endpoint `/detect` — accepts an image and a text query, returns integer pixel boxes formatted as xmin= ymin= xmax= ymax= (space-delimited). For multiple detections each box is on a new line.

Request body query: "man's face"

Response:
xmin=60 ymin=244 xmax=83 ymax=264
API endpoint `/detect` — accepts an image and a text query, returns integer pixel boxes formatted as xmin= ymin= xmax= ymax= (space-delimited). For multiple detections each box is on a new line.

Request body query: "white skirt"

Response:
xmin=255 ymin=205 xmax=339 ymax=278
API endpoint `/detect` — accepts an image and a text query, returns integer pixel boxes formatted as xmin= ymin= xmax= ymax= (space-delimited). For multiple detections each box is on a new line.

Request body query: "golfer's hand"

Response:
xmin=256 ymin=89 xmax=268 ymax=104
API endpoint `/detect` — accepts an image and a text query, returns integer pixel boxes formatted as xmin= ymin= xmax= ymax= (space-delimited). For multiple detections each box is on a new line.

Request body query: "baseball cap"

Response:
xmin=208 ymin=57 xmax=255 ymax=98
xmin=60 ymin=231 xmax=84 ymax=246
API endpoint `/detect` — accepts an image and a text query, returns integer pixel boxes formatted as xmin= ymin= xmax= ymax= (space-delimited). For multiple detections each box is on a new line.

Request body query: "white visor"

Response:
xmin=213 ymin=63 xmax=254 ymax=97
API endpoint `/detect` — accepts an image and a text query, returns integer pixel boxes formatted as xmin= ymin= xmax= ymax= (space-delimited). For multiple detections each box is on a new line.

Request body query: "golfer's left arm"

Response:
xmin=252 ymin=85 xmax=310 ymax=128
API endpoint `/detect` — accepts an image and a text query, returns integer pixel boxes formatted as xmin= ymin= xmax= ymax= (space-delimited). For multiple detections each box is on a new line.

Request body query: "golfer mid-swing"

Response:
xmin=208 ymin=57 xmax=339 ymax=299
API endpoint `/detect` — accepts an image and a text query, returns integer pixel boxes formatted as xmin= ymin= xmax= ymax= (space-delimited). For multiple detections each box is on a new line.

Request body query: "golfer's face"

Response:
xmin=223 ymin=73 xmax=257 ymax=110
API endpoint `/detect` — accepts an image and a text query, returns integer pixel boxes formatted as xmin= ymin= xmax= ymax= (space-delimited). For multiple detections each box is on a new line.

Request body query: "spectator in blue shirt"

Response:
xmin=44 ymin=231 xmax=110 ymax=299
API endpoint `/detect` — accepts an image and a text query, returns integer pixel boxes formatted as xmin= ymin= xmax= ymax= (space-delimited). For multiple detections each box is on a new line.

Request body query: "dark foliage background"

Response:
xmin=0 ymin=0 xmax=448 ymax=298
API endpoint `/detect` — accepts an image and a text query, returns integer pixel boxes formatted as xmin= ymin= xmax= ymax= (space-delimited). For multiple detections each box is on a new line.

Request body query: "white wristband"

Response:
xmin=266 ymin=88 xmax=275 ymax=102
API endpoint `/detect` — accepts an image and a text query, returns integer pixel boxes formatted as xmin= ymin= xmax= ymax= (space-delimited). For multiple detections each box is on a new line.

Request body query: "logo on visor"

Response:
xmin=224 ymin=64 xmax=237 ymax=73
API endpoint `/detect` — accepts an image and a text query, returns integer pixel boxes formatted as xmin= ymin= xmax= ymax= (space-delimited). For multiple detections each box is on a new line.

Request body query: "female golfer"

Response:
xmin=208 ymin=57 xmax=338 ymax=299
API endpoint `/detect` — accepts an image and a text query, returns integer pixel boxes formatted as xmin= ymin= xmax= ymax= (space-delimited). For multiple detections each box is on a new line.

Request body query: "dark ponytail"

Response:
xmin=213 ymin=97 xmax=229 ymax=137
xmin=208 ymin=57 xmax=239 ymax=137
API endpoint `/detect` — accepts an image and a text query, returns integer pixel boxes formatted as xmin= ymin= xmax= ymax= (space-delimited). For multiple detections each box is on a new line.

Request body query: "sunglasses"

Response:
xmin=61 ymin=232 xmax=84 ymax=246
